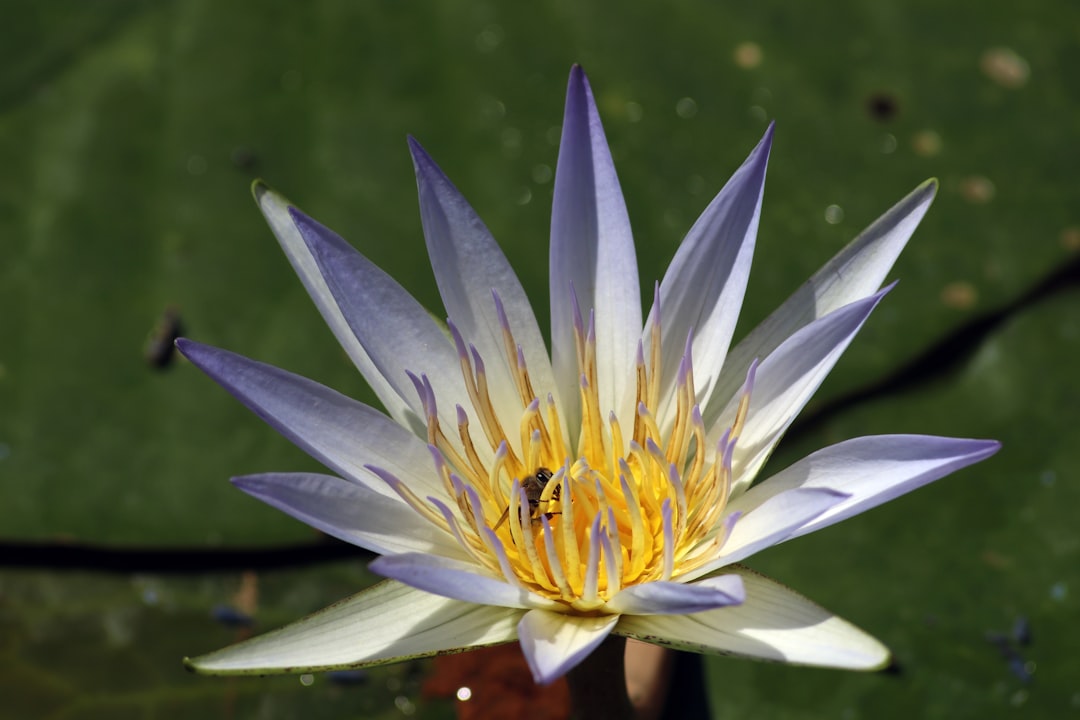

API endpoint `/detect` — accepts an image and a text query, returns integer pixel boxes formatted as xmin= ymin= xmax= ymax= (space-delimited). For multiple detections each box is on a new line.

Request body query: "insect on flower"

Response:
xmin=492 ymin=467 xmax=561 ymax=531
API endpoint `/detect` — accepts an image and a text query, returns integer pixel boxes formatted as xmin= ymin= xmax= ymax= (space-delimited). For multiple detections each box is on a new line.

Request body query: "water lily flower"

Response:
xmin=180 ymin=66 xmax=999 ymax=685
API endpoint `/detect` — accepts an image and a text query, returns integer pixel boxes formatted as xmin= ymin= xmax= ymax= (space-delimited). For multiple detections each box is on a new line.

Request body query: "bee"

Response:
xmin=493 ymin=467 xmax=560 ymax=530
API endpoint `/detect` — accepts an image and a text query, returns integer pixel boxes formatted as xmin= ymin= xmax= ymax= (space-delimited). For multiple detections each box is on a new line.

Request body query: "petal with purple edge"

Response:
xmin=186 ymin=580 xmax=522 ymax=675
xmin=614 ymin=567 xmax=890 ymax=671
xmin=409 ymin=138 xmax=561 ymax=429
xmin=232 ymin=473 xmax=465 ymax=559
xmin=550 ymin=66 xmax=641 ymax=429
xmin=647 ymin=125 xmax=773 ymax=431
xmin=175 ymin=339 xmax=442 ymax=499
xmin=715 ymin=288 xmax=891 ymax=493
xmin=708 ymin=180 xmax=937 ymax=426
xmin=606 ymin=574 xmax=745 ymax=615
xmin=253 ymin=183 xmax=412 ymax=426
xmin=726 ymin=434 xmax=1002 ymax=539
xmin=292 ymin=209 xmax=479 ymax=456
xmin=517 ymin=608 xmax=620 ymax=685
xmin=369 ymin=553 xmax=562 ymax=611
xmin=680 ymin=488 xmax=849 ymax=583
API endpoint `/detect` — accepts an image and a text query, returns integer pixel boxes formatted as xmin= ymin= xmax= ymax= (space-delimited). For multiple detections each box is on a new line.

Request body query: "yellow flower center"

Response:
xmin=390 ymin=294 xmax=753 ymax=612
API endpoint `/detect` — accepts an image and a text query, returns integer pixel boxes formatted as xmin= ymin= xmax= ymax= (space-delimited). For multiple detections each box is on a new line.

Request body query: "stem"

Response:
xmin=566 ymin=635 xmax=635 ymax=720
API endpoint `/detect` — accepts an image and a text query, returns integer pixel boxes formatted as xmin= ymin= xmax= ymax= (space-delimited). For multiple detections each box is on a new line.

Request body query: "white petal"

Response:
xmin=176 ymin=339 xmax=442 ymax=499
xmin=294 ymin=210 xmax=483 ymax=460
xmin=187 ymin=581 xmax=521 ymax=674
xmin=232 ymin=473 xmax=465 ymax=559
xmin=707 ymin=180 xmax=936 ymax=427
xmin=716 ymin=289 xmax=889 ymax=493
xmin=648 ymin=126 xmax=773 ymax=430
xmin=614 ymin=567 xmax=890 ymax=670
xmin=517 ymin=608 xmax=620 ymax=684
xmin=253 ymin=183 xmax=413 ymax=426
xmin=680 ymin=488 xmax=849 ymax=582
xmin=606 ymin=574 xmax=745 ymax=615
xmin=726 ymin=434 xmax=1002 ymax=538
xmin=550 ymin=66 xmax=641 ymax=429
xmin=410 ymin=139 xmax=561 ymax=432
xmin=369 ymin=553 xmax=561 ymax=611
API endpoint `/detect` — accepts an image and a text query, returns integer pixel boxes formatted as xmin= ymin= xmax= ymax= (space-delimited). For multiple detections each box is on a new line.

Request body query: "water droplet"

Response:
xmin=1050 ymin=582 xmax=1068 ymax=601
xmin=456 ymin=686 xmax=473 ymax=701
xmin=1059 ymin=227 xmax=1080 ymax=252
xmin=395 ymin=695 xmax=416 ymax=714
xmin=516 ymin=187 xmax=532 ymax=205
xmin=881 ymin=134 xmax=898 ymax=154
xmin=980 ymin=47 xmax=1029 ymax=89
xmin=733 ymin=42 xmax=763 ymax=69
xmin=300 ymin=673 xmax=314 ymax=686
xmin=959 ymin=175 xmax=995 ymax=204
xmin=824 ymin=204 xmax=844 ymax=224
xmin=940 ymin=281 xmax=978 ymax=310
xmin=531 ymin=164 xmax=553 ymax=184
xmin=475 ymin=24 xmax=504 ymax=53
xmin=675 ymin=97 xmax=698 ymax=119
xmin=912 ymin=130 xmax=943 ymax=157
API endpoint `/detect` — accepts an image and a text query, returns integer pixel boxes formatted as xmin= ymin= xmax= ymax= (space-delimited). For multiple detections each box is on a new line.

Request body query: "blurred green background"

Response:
xmin=2 ymin=0 xmax=1077 ymax=717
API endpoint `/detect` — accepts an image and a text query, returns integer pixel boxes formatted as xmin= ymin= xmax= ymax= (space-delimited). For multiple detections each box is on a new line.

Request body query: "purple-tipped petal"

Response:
xmin=232 ymin=473 xmax=463 ymax=558
xmin=253 ymin=183 xmax=413 ymax=425
xmin=409 ymin=139 xmax=560 ymax=426
xmin=517 ymin=608 xmax=620 ymax=684
xmin=176 ymin=339 xmax=442 ymax=499
xmin=727 ymin=434 xmax=1002 ymax=538
xmin=710 ymin=180 xmax=937 ymax=424
xmin=607 ymin=574 xmax=745 ymax=615
xmin=550 ymin=66 xmax=641 ymax=429
xmin=682 ymin=488 xmax=849 ymax=582
xmin=648 ymin=125 xmax=773 ymax=431
xmin=291 ymin=209 xmax=478 ymax=453
xmin=369 ymin=553 xmax=560 ymax=611
xmin=615 ymin=567 xmax=890 ymax=670
xmin=716 ymin=287 xmax=892 ymax=491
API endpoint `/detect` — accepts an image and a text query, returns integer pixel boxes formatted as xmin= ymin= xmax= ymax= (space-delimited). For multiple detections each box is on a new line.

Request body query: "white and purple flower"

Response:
xmin=180 ymin=66 xmax=998 ymax=684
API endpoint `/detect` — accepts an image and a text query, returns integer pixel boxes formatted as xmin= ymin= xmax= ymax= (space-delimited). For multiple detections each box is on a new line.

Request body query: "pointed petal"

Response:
xmin=292 ymin=210 xmax=478 ymax=455
xmin=186 ymin=581 xmax=521 ymax=675
xmin=708 ymin=180 xmax=937 ymax=425
xmin=679 ymin=488 xmax=849 ymax=583
xmin=648 ymin=126 xmax=773 ymax=428
xmin=715 ymin=288 xmax=890 ymax=492
xmin=550 ymin=66 xmax=641 ymax=427
xmin=253 ymin=183 xmax=412 ymax=425
xmin=517 ymin=608 xmax=620 ymax=684
xmin=232 ymin=473 xmax=464 ymax=558
xmin=607 ymin=574 xmax=745 ymax=615
xmin=176 ymin=339 xmax=442 ymax=499
xmin=410 ymin=139 xmax=559 ymax=406
xmin=614 ymin=567 xmax=890 ymax=670
xmin=727 ymin=435 xmax=1002 ymax=538
xmin=369 ymin=553 xmax=561 ymax=611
